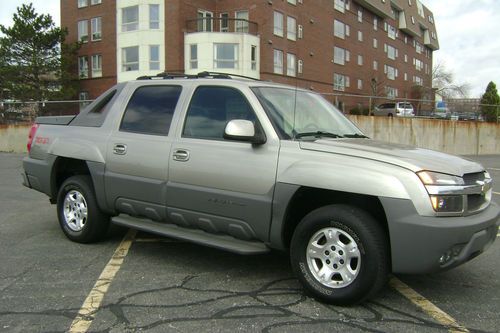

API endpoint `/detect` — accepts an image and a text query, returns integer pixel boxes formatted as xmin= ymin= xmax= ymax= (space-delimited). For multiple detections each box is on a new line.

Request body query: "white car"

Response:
xmin=373 ymin=102 xmax=415 ymax=117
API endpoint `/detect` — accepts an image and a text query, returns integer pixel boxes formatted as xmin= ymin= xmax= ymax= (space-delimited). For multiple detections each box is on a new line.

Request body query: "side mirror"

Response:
xmin=224 ymin=119 xmax=266 ymax=145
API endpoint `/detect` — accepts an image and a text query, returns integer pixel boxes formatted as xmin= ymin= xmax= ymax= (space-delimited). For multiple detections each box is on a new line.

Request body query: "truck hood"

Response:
xmin=299 ymin=139 xmax=484 ymax=176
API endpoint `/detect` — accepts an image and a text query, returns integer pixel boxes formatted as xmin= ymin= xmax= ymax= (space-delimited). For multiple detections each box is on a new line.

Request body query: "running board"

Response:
xmin=111 ymin=215 xmax=270 ymax=255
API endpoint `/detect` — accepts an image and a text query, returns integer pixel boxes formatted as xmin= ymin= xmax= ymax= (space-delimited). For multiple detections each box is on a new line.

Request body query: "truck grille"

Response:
xmin=463 ymin=172 xmax=490 ymax=214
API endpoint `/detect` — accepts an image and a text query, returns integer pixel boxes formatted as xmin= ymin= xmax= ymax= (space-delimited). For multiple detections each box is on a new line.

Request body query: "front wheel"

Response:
xmin=290 ymin=204 xmax=389 ymax=305
xmin=57 ymin=175 xmax=109 ymax=243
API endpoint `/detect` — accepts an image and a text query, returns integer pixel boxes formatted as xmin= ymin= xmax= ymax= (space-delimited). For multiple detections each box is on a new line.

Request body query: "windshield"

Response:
xmin=252 ymin=87 xmax=364 ymax=140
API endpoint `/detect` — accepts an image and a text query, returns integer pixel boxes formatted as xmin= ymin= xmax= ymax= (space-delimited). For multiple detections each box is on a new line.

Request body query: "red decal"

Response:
xmin=35 ymin=137 xmax=49 ymax=144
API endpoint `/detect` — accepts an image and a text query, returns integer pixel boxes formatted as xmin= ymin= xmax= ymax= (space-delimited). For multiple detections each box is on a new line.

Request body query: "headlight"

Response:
xmin=417 ymin=171 xmax=464 ymax=186
xmin=417 ymin=171 xmax=465 ymax=213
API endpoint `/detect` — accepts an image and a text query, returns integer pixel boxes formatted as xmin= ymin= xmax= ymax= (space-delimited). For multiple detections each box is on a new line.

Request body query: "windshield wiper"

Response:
xmin=343 ymin=133 xmax=369 ymax=138
xmin=294 ymin=131 xmax=344 ymax=139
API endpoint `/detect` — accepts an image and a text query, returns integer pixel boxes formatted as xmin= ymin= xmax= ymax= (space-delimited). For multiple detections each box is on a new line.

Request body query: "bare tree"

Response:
xmin=432 ymin=61 xmax=470 ymax=98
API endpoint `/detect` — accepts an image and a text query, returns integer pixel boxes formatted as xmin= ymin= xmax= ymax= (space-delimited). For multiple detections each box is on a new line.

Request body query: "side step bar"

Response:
xmin=111 ymin=215 xmax=270 ymax=255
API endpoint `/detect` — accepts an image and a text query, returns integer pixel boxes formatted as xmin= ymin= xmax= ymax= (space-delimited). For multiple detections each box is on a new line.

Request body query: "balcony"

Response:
xmin=353 ymin=0 xmax=392 ymax=19
xmin=186 ymin=18 xmax=259 ymax=36
xmin=184 ymin=18 xmax=260 ymax=79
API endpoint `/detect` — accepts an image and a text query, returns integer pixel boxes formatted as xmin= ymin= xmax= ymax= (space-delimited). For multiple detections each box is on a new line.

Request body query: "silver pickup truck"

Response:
xmin=22 ymin=73 xmax=499 ymax=305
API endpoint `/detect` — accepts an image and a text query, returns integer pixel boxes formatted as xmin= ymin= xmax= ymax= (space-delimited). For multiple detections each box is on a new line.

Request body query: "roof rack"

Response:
xmin=136 ymin=71 xmax=260 ymax=81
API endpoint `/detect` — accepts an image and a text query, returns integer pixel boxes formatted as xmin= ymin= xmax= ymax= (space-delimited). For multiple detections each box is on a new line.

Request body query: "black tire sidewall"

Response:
xmin=57 ymin=175 xmax=106 ymax=243
xmin=290 ymin=205 xmax=388 ymax=305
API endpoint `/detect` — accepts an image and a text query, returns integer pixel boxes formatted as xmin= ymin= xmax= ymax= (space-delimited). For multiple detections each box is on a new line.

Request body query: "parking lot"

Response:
xmin=0 ymin=152 xmax=498 ymax=333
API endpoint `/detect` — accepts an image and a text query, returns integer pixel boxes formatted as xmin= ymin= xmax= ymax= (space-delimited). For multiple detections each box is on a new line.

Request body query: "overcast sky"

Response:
xmin=1 ymin=1 xmax=499 ymax=97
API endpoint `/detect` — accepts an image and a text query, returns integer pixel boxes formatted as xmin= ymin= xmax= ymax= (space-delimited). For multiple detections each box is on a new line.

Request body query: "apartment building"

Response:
xmin=62 ymin=0 xmax=439 ymax=110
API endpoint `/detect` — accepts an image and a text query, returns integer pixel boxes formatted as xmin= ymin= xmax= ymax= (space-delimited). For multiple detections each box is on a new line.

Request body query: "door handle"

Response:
xmin=113 ymin=144 xmax=127 ymax=155
xmin=173 ymin=149 xmax=190 ymax=162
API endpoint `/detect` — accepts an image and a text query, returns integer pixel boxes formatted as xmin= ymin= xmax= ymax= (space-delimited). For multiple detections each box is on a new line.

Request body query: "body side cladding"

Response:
xmin=268 ymin=182 xmax=301 ymax=250
xmin=87 ymin=161 xmax=114 ymax=214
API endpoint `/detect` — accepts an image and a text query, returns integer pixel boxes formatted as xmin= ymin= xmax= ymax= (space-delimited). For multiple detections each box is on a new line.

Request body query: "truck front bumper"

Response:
xmin=380 ymin=198 xmax=499 ymax=274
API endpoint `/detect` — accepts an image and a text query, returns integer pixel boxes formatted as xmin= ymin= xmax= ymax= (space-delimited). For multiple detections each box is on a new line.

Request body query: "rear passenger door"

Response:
xmin=166 ymin=85 xmax=279 ymax=242
xmin=104 ymin=84 xmax=184 ymax=221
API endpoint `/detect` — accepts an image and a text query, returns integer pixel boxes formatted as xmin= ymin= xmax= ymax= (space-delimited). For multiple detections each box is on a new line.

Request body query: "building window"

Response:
xmin=78 ymin=56 xmax=89 ymax=78
xmin=78 ymin=20 xmax=88 ymax=43
xmin=274 ymin=11 xmax=284 ymax=37
xmin=273 ymin=49 xmax=283 ymax=74
xmin=220 ymin=13 xmax=229 ymax=32
xmin=373 ymin=38 xmax=378 ymax=48
xmin=288 ymin=0 xmax=297 ymax=5
xmin=150 ymin=4 xmax=160 ymax=29
xmin=251 ymin=45 xmax=257 ymax=71
xmin=122 ymin=6 xmax=139 ymax=32
xmin=357 ymin=79 xmax=363 ymax=90
xmin=78 ymin=0 xmax=88 ymax=8
xmin=298 ymin=24 xmax=303 ymax=39
xmin=79 ymin=91 xmax=90 ymax=111
xmin=334 ymin=0 xmax=348 ymax=13
xmin=150 ymin=45 xmax=160 ymax=70
xmin=373 ymin=18 xmax=378 ymax=31
xmin=404 ymin=54 xmax=408 ymax=62
xmin=373 ymin=60 xmax=378 ymax=70
xmin=214 ymin=43 xmax=238 ymax=69
xmin=334 ymin=46 xmax=349 ymax=65
xmin=386 ymin=44 xmax=397 ymax=60
xmin=385 ymin=65 xmax=397 ymax=80
xmin=357 ymin=54 xmax=363 ymax=66
xmin=190 ymin=44 xmax=198 ymax=69
xmin=333 ymin=73 xmax=349 ymax=91
xmin=404 ymin=72 xmax=408 ymax=81
xmin=334 ymin=20 xmax=349 ymax=39
xmin=387 ymin=24 xmax=397 ymax=40
xmin=414 ymin=58 xmax=423 ymax=71
xmin=122 ymin=46 xmax=139 ymax=71
xmin=287 ymin=53 xmax=296 ymax=77
xmin=91 ymin=54 xmax=102 ymax=78
xmin=385 ymin=86 xmax=398 ymax=98
xmin=197 ymin=10 xmax=213 ymax=32
xmin=235 ymin=10 xmax=249 ymax=33
xmin=91 ymin=17 xmax=101 ymax=41
xmin=298 ymin=59 xmax=303 ymax=74
xmin=357 ymin=30 xmax=363 ymax=42
xmin=91 ymin=0 xmax=101 ymax=5
xmin=357 ymin=10 xmax=363 ymax=23
xmin=287 ymin=16 xmax=297 ymax=41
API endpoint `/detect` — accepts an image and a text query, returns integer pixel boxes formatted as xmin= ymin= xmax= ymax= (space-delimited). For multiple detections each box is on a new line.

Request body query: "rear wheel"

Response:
xmin=290 ymin=204 xmax=389 ymax=305
xmin=57 ymin=175 xmax=109 ymax=243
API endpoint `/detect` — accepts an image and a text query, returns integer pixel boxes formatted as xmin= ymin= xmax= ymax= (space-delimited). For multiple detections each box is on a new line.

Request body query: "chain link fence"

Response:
xmin=1 ymin=95 xmax=499 ymax=125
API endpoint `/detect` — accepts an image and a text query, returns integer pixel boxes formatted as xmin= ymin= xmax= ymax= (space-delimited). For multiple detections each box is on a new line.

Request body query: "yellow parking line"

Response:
xmin=493 ymin=191 xmax=500 ymax=196
xmin=487 ymin=168 xmax=500 ymax=171
xmin=69 ymin=229 xmax=137 ymax=333
xmin=390 ymin=277 xmax=469 ymax=333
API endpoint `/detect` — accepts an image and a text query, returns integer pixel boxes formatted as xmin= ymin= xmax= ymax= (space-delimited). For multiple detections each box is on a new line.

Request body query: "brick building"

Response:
xmin=62 ymin=0 xmax=439 ymax=111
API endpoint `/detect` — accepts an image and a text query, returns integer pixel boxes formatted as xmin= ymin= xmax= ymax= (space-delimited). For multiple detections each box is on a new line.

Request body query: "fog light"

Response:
xmin=439 ymin=250 xmax=452 ymax=265
xmin=430 ymin=195 xmax=463 ymax=213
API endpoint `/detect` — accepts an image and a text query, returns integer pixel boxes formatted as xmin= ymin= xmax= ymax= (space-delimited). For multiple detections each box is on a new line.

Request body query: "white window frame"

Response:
xmin=274 ymin=11 xmax=284 ymax=37
xmin=149 ymin=45 xmax=160 ymax=70
xmin=373 ymin=38 xmax=378 ymax=48
xmin=122 ymin=6 xmax=139 ymax=32
xmin=91 ymin=17 xmax=101 ymax=41
xmin=91 ymin=54 xmax=102 ymax=78
xmin=78 ymin=56 xmax=89 ymax=78
xmin=334 ymin=0 xmax=348 ymax=13
xmin=274 ymin=49 xmax=283 ymax=74
xmin=197 ymin=10 xmax=213 ymax=32
xmin=78 ymin=20 xmax=88 ymax=43
xmin=357 ymin=10 xmax=363 ymax=23
xmin=149 ymin=4 xmax=160 ymax=29
xmin=357 ymin=79 xmax=363 ymax=90
xmin=287 ymin=53 xmax=296 ymax=77
xmin=251 ymin=45 xmax=257 ymax=71
xmin=214 ymin=43 xmax=239 ymax=69
xmin=190 ymin=44 xmax=198 ymax=69
xmin=78 ymin=0 xmax=88 ymax=8
xmin=334 ymin=20 xmax=349 ymax=39
xmin=235 ymin=10 xmax=249 ymax=33
xmin=90 ymin=0 xmax=101 ymax=5
xmin=334 ymin=46 xmax=349 ymax=65
xmin=333 ymin=73 xmax=348 ymax=91
xmin=287 ymin=0 xmax=297 ymax=5
xmin=357 ymin=30 xmax=363 ymax=42
xmin=287 ymin=16 xmax=297 ymax=41
xmin=357 ymin=54 xmax=363 ymax=66
xmin=122 ymin=46 xmax=139 ymax=72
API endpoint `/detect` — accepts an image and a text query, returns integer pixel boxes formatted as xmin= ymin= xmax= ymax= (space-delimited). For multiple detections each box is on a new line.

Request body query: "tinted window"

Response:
xmin=120 ymin=85 xmax=182 ymax=136
xmin=183 ymin=86 xmax=256 ymax=140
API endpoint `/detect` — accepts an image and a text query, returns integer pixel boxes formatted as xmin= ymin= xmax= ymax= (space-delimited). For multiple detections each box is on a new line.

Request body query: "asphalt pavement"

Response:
xmin=0 ymin=152 xmax=498 ymax=333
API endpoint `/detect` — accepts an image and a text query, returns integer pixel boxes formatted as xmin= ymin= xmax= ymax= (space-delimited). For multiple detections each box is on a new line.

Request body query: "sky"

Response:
xmin=0 ymin=1 xmax=499 ymax=98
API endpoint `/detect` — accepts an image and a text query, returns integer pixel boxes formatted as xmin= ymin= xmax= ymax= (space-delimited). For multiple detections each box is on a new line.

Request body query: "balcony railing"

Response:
xmin=186 ymin=18 xmax=258 ymax=36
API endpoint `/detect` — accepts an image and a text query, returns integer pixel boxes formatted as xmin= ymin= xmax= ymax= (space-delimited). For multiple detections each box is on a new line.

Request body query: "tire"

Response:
xmin=290 ymin=204 xmax=389 ymax=305
xmin=388 ymin=113 xmax=394 ymax=117
xmin=57 ymin=175 xmax=109 ymax=243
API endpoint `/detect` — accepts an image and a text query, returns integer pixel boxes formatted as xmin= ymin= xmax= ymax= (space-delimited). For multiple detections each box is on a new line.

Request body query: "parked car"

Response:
xmin=431 ymin=107 xmax=451 ymax=120
xmin=372 ymin=102 xmax=415 ymax=117
xmin=22 ymin=72 xmax=499 ymax=305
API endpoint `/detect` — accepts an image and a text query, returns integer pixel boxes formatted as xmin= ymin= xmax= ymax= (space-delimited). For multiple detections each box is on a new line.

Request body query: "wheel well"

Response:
xmin=51 ymin=157 xmax=91 ymax=200
xmin=282 ymin=187 xmax=389 ymax=250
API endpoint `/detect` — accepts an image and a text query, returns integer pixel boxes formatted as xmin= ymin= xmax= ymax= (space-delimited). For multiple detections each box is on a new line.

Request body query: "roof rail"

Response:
xmin=197 ymin=71 xmax=260 ymax=81
xmin=136 ymin=71 xmax=260 ymax=81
